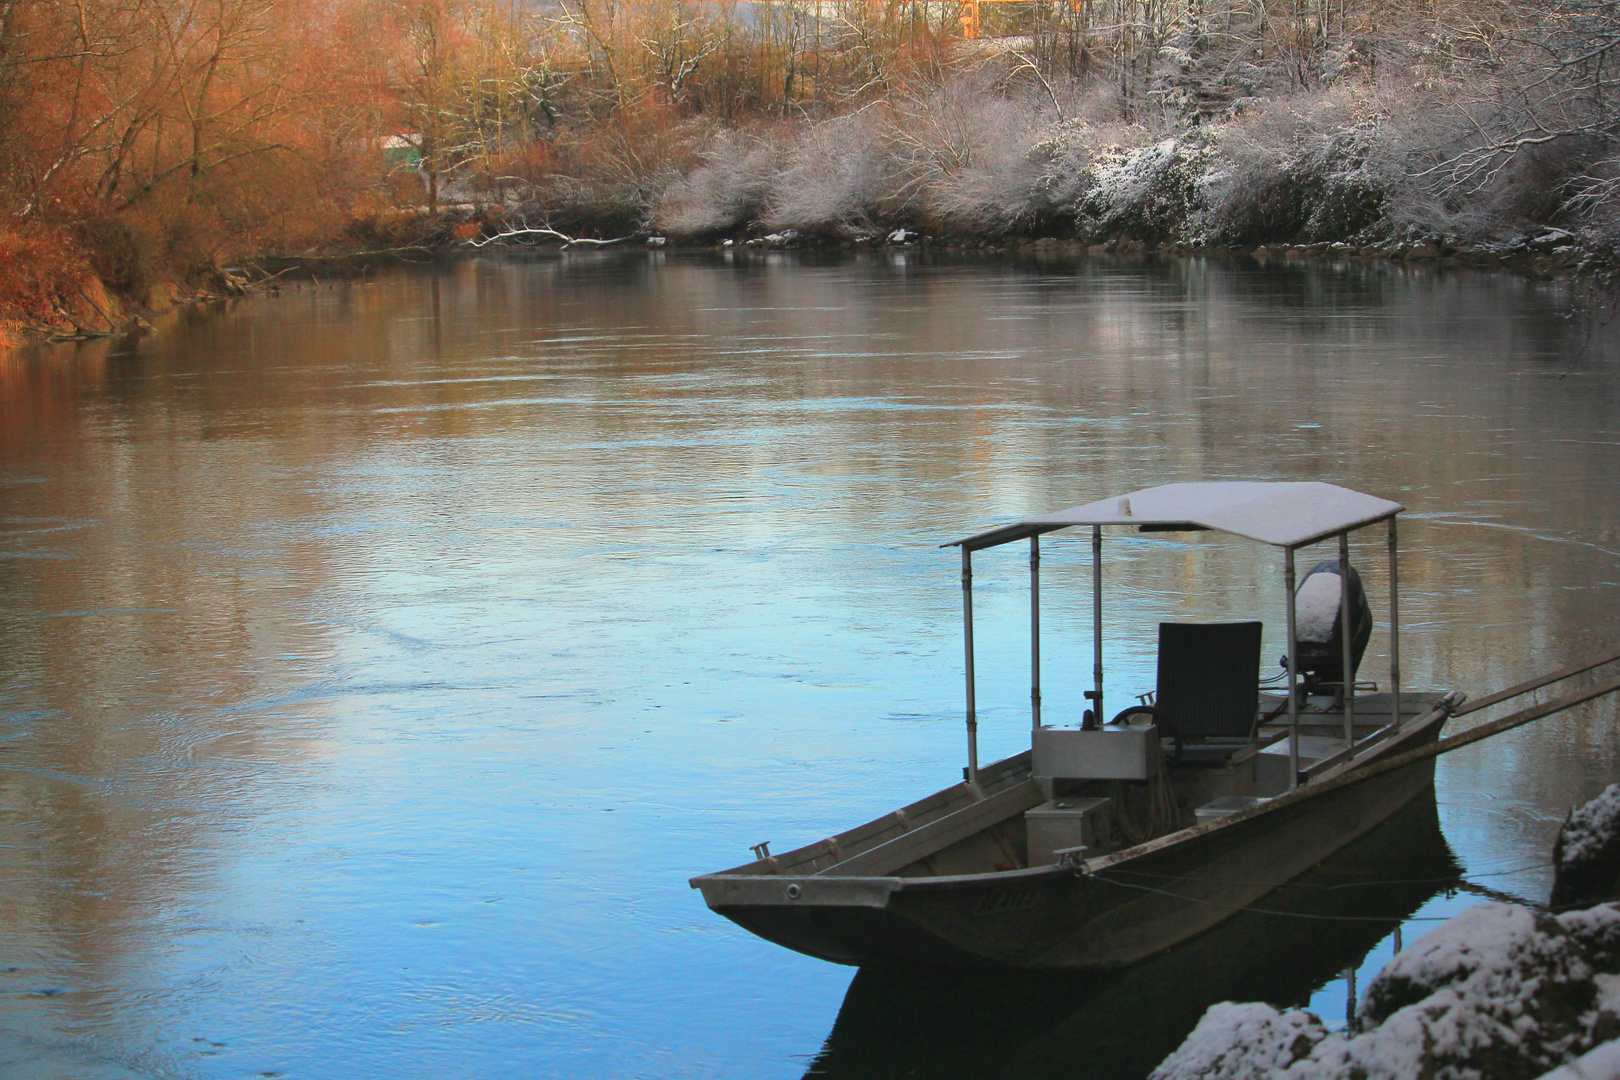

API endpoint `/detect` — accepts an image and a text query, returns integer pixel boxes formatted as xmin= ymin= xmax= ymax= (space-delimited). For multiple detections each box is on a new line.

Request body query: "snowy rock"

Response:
xmin=887 ymin=228 xmax=914 ymax=244
xmin=1152 ymin=903 xmax=1620 ymax=1080
xmin=1536 ymin=1039 xmax=1620 ymax=1080
xmin=1530 ymin=229 xmax=1577 ymax=251
xmin=1560 ymin=905 xmax=1620 ymax=971
xmin=1360 ymin=903 xmax=1592 ymax=1026
xmin=1555 ymin=786 xmax=1620 ymax=911
xmin=1150 ymin=1002 xmax=1327 ymax=1080
xmin=646 ymin=236 xmax=667 ymax=247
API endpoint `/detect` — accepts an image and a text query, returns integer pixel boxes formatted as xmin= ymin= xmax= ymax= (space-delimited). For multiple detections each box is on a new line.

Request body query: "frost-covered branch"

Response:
xmin=465 ymin=223 xmax=634 ymax=248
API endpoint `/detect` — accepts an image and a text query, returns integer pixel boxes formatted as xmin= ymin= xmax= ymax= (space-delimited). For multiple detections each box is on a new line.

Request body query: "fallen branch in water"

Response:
xmin=466 ymin=224 xmax=633 ymax=249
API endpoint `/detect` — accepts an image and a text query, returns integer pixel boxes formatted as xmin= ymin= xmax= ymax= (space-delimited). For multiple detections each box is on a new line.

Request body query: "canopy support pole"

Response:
xmin=1286 ymin=546 xmax=1300 ymax=787
xmin=1389 ymin=517 xmax=1402 ymax=728
xmin=962 ymin=547 xmax=978 ymax=784
xmin=1030 ymin=536 xmax=1041 ymax=730
xmin=1091 ymin=525 xmax=1104 ymax=727
xmin=1340 ymin=531 xmax=1354 ymax=747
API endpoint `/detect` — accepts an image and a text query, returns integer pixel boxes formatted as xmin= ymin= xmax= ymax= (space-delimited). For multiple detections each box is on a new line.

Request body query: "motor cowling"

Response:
xmin=1292 ymin=559 xmax=1373 ymax=695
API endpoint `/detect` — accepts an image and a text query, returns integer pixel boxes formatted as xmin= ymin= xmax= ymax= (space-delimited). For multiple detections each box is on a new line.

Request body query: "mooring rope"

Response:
xmin=1092 ymin=860 xmax=1554 ymax=892
xmin=1085 ymin=862 xmax=1554 ymax=922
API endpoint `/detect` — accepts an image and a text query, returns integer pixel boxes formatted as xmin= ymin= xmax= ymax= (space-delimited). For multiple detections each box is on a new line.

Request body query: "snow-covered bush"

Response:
xmin=882 ymin=79 xmax=1052 ymax=235
xmin=1201 ymin=91 xmax=1396 ymax=245
xmin=655 ymin=129 xmax=793 ymax=236
xmin=1075 ymin=133 xmax=1212 ymax=243
xmin=763 ymin=113 xmax=891 ymax=235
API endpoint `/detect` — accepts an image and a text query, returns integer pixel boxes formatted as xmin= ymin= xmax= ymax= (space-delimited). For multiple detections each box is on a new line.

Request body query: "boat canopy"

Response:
xmin=948 ymin=482 xmax=1403 ymax=552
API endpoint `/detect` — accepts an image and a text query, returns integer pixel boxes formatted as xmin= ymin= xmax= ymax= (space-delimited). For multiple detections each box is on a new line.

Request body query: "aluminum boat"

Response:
xmin=692 ymin=482 xmax=1454 ymax=969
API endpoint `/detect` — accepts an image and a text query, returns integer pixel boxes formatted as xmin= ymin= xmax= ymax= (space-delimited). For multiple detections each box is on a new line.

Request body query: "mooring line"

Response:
xmin=1093 ymin=860 xmax=1553 ymax=893
xmin=1086 ymin=876 xmax=1458 ymax=922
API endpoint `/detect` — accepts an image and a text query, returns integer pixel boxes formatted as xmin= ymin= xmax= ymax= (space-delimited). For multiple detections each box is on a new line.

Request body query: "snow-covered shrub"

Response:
xmin=1201 ymin=91 xmax=1395 ymax=245
xmin=883 ymin=80 xmax=1052 ymax=235
xmin=1075 ymin=133 xmax=1213 ymax=244
xmin=522 ymin=112 xmax=708 ymax=234
xmin=763 ymin=113 xmax=890 ymax=234
xmin=655 ymin=128 xmax=793 ymax=236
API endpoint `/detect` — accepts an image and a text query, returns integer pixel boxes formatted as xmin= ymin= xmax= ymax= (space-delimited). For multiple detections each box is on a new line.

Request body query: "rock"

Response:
xmin=1152 ymin=903 xmax=1620 ymax=1080
xmin=646 ymin=236 xmax=667 ymax=247
xmin=1560 ymin=906 xmax=1620 ymax=971
xmin=1529 ymin=229 xmax=1577 ymax=252
xmin=1150 ymin=1002 xmax=1328 ymax=1080
xmin=1537 ymin=1038 xmax=1620 ymax=1079
xmin=887 ymin=228 xmax=914 ymax=244
xmin=1555 ymin=787 xmax=1620 ymax=911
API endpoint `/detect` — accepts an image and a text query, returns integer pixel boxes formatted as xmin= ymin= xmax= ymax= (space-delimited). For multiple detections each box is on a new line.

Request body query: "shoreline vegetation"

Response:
xmin=4 ymin=0 xmax=1619 ymax=346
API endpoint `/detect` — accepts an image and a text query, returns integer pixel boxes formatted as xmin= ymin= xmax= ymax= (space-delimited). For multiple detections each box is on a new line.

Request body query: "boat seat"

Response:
xmin=1113 ymin=621 xmax=1263 ymax=766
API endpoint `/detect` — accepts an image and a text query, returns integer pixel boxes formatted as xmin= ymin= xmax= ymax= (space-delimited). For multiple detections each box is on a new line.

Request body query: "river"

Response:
xmin=2 ymin=250 xmax=1618 ymax=1079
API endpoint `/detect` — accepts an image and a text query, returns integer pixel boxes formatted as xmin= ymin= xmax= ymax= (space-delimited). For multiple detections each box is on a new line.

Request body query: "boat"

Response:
xmin=690 ymin=481 xmax=1620 ymax=970
xmin=805 ymin=792 xmax=1460 ymax=1080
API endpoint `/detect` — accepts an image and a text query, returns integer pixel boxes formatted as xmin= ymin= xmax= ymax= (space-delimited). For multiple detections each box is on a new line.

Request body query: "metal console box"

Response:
xmin=1032 ymin=726 xmax=1160 ymax=782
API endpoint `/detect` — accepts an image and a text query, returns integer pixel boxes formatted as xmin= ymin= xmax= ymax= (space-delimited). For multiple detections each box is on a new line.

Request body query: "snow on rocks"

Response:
xmin=1555 ymin=785 xmax=1620 ymax=910
xmin=1150 ymin=1003 xmax=1327 ymax=1080
xmin=1538 ymin=1036 xmax=1620 ymax=1079
xmin=1151 ymin=903 xmax=1620 ymax=1080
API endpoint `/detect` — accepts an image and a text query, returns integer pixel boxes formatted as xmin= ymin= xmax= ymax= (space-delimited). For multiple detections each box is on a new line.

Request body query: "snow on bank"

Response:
xmin=1150 ymin=903 xmax=1620 ymax=1080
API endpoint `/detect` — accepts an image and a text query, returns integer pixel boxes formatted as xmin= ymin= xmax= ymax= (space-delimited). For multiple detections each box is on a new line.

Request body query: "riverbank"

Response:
xmin=3 ymin=224 xmax=1598 ymax=355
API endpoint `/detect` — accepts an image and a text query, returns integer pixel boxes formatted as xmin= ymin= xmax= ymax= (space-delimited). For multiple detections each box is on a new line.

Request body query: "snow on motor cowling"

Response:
xmin=1290 ymin=559 xmax=1373 ymax=703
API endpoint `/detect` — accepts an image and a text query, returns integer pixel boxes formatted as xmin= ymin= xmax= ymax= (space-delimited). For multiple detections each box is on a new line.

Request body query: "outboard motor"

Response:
xmin=1290 ymin=559 xmax=1373 ymax=703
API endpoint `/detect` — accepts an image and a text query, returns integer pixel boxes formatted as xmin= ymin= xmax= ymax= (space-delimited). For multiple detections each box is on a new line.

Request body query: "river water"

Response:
xmin=2 ymin=251 xmax=1618 ymax=1079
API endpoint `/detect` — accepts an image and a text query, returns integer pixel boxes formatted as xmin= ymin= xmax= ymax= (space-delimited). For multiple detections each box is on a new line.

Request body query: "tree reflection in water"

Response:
xmin=807 ymin=793 xmax=1460 ymax=1080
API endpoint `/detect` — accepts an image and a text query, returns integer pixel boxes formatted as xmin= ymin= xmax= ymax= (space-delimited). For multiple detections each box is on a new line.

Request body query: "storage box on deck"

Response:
xmin=1026 ymin=797 xmax=1112 ymax=865
xmin=1032 ymin=725 xmax=1160 ymax=781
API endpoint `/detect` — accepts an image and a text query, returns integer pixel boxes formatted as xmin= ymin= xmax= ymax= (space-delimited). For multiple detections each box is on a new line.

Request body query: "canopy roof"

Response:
xmin=949 ymin=482 xmax=1403 ymax=552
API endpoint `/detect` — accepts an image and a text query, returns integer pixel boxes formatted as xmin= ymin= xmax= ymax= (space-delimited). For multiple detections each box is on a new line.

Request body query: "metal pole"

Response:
xmin=1340 ymin=531 xmax=1354 ymax=748
xmin=1345 ymin=964 xmax=1358 ymax=1033
xmin=1031 ymin=535 xmax=1041 ymax=730
xmin=1092 ymin=525 xmax=1104 ymax=726
xmin=963 ymin=546 xmax=978 ymax=783
xmin=1286 ymin=546 xmax=1300 ymax=787
xmin=1388 ymin=517 xmax=1402 ymax=729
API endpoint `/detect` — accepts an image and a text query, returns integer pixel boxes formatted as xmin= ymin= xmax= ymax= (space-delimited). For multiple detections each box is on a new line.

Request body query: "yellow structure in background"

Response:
xmin=959 ymin=0 xmax=980 ymax=37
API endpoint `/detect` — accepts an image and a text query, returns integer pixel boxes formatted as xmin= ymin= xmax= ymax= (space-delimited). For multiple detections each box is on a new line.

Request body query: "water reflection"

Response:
xmin=808 ymin=794 xmax=1461 ymax=1080
xmin=0 ymin=251 xmax=1616 ymax=1078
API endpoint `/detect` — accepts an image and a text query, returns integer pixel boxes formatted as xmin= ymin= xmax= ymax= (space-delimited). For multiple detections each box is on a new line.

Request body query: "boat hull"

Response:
xmin=694 ymin=711 xmax=1445 ymax=970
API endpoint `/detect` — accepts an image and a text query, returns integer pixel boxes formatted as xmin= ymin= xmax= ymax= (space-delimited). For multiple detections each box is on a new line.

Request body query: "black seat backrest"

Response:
xmin=1155 ymin=621 xmax=1263 ymax=739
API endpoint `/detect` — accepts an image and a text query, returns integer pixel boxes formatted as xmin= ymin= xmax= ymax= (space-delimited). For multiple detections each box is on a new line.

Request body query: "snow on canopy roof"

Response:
xmin=949 ymin=482 xmax=1403 ymax=551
